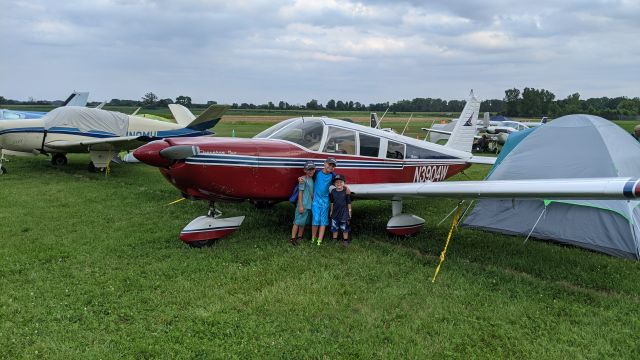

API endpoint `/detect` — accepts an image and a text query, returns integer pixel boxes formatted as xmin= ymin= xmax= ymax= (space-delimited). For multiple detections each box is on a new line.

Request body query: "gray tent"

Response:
xmin=463 ymin=114 xmax=640 ymax=259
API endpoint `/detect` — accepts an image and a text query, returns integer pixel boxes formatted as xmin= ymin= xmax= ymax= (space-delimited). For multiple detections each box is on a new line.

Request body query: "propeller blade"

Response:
xmin=159 ymin=145 xmax=198 ymax=160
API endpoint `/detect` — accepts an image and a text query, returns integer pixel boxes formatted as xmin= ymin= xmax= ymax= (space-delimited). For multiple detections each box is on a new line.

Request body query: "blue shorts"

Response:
xmin=312 ymin=202 xmax=329 ymax=226
xmin=293 ymin=209 xmax=311 ymax=226
xmin=330 ymin=219 xmax=350 ymax=233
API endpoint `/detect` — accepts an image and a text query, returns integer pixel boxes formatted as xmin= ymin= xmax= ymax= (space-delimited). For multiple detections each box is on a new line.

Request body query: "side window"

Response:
xmin=386 ymin=140 xmax=405 ymax=159
xmin=323 ymin=127 xmax=356 ymax=155
xmin=359 ymin=133 xmax=380 ymax=157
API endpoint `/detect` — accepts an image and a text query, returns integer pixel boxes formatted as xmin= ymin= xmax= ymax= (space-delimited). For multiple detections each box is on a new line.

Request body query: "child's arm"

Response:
xmin=297 ymin=189 xmax=304 ymax=213
xmin=329 ymin=191 xmax=334 ymax=217
xmin=348 ymin=203 xmax=352 ymax=219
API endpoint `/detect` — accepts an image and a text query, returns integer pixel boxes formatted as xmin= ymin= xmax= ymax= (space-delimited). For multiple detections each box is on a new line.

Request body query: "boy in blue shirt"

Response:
xmin=290 ymin=161 xmax=316 ymax=246
xmin=311 ymin=157 xmax=337 ymax=245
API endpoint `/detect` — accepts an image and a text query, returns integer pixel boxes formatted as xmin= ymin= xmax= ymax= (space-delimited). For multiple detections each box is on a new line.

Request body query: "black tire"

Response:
xmin=187 ymin=240 xmax=215 ymax=248
xmin=87 ymin=162 xmax=97 ymax=173
xmin=0 ymin=166 xmax=6 ymax=174
xmin=51 ymin=153 xmax=68 ymax=166
xmin=252 ymin=200 xmax=275 ymax=209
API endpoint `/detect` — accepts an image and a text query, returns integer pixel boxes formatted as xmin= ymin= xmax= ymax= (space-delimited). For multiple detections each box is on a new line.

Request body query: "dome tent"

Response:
xmin=463 ymin=114 xmax=640 ymax=259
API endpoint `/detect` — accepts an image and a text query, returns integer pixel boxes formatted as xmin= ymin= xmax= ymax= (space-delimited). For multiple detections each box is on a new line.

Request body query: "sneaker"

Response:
xmin=343 ymin=240 xmax=349 ymax=247
xmin=317 ymin=238 xmax=323 ymax=246
xmin=312 ymin=237 xmax=317 ymax=244
xmin=289 ymin=238 xmax=297 ymax=246
xmin=296 ymin=237 xmax=302 ymax=245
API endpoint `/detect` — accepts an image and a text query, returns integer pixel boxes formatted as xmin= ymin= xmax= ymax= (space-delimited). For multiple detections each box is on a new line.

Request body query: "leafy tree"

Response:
xmin=326 ymin=99 xmax=336 ymax=110
xmin=141 ymin=92 xmax=158 ymax=107
xmin=278 ymin=101 xmax=286 ymax=110
xmin=504 ymin=88 xmax=521 ymax=116
xmin=0 ymin=96 xmax=6 ymax=105
xmin=175 ymin=95 xmax=192 ymax=106
xmin=306 ymin=99 xmax=320 ymax=110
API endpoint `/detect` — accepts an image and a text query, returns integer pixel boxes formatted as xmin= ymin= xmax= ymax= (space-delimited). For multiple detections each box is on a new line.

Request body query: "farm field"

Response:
xmin=1 ymin=120 xmax=640 ymax=358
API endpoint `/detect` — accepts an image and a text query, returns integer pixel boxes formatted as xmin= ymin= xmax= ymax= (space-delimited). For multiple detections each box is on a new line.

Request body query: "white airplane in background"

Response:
xmin=0 ymin=104 xmax=228 ymax=174
xmin=0 ymin=92 xmax=89 ymax=120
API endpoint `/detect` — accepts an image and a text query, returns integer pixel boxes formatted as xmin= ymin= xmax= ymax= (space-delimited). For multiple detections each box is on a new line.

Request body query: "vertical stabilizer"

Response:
xmin=370 ymin=113 xmax=379 ymax=128
xmin=63 ymin=92 xmax=89 ymax=107
xmin=168 ymin=104 xmax=197 ymax=126
xmin=445 ymin=90 xmax=480 ymax=152
xmin=483 ymin=112 xmax=490 ymax=127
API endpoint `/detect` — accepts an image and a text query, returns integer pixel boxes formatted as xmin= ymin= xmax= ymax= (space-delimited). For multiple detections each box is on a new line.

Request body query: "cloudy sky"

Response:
xmin=1 ymin=0 xmax=639 ymax=104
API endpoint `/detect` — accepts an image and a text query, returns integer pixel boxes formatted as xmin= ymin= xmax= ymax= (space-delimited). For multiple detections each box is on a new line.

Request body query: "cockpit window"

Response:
xmin=323 ymin=126 xmax=356 ymax=155
xmin=267 ymin=119 xmax=324 ymax=151
xmin=254 ymin=119 xmax=296 ymax=139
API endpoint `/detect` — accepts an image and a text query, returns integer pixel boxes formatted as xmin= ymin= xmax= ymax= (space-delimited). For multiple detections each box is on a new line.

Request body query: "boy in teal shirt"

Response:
xmin=290 ymin=161 xmax=316 ymax=245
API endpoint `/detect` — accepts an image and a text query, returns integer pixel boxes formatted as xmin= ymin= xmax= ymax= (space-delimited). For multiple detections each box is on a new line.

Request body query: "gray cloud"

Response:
xmin=1 ymin=0 xmax=638 ymax=104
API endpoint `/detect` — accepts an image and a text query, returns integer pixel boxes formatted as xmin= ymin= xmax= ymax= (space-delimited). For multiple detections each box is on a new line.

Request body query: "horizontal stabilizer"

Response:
xmin=186 ymin=104 xmax=230 ymax=130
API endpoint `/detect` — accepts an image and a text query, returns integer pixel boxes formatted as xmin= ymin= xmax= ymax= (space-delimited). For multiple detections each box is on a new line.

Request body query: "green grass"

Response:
xmin=1 ymin=126 xmax=640 ymax=359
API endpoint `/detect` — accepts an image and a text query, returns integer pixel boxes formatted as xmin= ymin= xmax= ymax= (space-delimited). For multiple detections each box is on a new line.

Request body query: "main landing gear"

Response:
xmin=0 ymin=152 xmax=7 ymax=175
xmin=179 ymin=201 xmax=245 ymax=248
xmin=51 ymin=153 xmax=68 ymax=166
xmin=386 ymin=198 xmax=425 ymax=237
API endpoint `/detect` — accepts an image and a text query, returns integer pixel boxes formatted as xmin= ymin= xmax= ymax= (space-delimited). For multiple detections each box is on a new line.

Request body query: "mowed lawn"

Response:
xmin=1 ymin=122 xmax=640 ymax=359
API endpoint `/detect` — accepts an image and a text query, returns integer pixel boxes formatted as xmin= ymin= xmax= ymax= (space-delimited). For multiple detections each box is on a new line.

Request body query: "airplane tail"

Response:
xmin=62 ymin=92 xmax=89 ymax=107
xmin=445 ymin=90 xmax=480 ymax=153
xmin=482 ymin=112 xmax=490 ymax=127
xmin=370 ymin=113 xmax=379 ymax=128
xmin=185 ymin=104 xmax=230 ymax=130
xmin=168 ymin=104 xmax=196 ymax=126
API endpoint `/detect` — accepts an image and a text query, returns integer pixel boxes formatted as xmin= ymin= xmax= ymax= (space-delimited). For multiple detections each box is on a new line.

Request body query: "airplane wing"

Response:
xmin=44 ymin=136 xmax=152 ymax=152
xmin=348 ymin=178 xmax=640 ymax=200
xmin=467 ymin=156 xmax=496 ymax=165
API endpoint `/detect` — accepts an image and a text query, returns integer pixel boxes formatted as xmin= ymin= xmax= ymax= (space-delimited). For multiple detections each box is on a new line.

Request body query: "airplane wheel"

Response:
xmin=51 ymin=153 xmax=68 ymax=166
xmin=0 ymin=166 xmax=6 ymax=174
xmin=87 ymin=162 xmax=101 ymax=173
xmin=187 ymin=240 xmax=215 ymax=248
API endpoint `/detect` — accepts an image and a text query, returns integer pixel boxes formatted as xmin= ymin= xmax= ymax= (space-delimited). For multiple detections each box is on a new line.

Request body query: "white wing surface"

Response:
xmin=348 ymin=178 xmax=640 ymax=200
xmin=44 ymin=136 xmax=149 ymax=152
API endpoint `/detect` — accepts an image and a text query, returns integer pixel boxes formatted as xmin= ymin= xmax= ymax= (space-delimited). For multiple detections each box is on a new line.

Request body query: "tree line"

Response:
xmin=1 ymin=88 xmax=638 ymax=119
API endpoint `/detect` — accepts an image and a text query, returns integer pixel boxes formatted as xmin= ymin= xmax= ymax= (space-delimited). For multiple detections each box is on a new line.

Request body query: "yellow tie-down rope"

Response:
xmin=432 ymin=201 xmax=464 ymax=283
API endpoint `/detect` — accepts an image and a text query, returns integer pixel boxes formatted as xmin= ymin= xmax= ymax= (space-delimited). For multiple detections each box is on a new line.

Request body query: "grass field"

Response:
xmin=1 ymin=121 xmax=640 ymax=359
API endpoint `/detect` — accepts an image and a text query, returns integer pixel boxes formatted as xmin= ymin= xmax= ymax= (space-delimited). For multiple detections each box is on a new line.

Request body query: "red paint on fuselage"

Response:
xmin=151 ymin=137 xmax=470 ymax=202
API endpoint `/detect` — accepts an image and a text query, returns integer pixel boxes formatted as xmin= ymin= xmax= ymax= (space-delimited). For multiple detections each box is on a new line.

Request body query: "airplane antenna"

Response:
xmin=401 ymin=113 xmax=414 ymax=136
xmin=376 ymin=107 xmax=391 ymax=129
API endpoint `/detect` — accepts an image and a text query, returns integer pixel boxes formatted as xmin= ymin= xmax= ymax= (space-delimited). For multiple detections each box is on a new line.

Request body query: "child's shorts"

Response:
xmin=330 ymin=219 xmax=350 ymax=233
xmin=312 ymin=203 xmax=329 ymax=226
xmin=294 ymin=209 xmax=311 ymax=226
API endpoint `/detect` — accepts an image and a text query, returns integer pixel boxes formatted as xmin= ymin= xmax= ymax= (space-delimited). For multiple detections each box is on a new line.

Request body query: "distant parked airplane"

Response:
xmin=0 ymin=104 xmax=228 ymax=174
xmin=0 ymin=92 xmax=89 ymax=120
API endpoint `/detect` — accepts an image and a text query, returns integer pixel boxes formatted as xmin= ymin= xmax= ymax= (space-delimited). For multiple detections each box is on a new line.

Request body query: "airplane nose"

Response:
xmin=133 ymin=140 xmax=172 ymax=167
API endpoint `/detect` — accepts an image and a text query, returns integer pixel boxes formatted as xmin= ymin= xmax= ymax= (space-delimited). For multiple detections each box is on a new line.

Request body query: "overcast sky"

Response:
xmin=1 ymin=0 xmax=639 ymax=104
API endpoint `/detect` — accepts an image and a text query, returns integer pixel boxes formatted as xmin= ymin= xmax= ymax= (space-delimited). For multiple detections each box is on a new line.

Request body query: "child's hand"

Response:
xmin=298 ymin=176 xmax=304 ymax=184
xmin=298 ymin=205 xmax=304 ymax=214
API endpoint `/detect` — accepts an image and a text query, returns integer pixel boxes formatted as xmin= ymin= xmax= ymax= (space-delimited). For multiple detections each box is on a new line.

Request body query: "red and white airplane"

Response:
xmin=133 ymin=92 xmax=640 ymax=247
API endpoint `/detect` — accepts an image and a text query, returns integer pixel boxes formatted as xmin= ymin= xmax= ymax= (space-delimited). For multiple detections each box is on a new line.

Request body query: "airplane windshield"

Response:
xmin=254 ymin=119 xmax=296 ymax=139
xmin=267 ymin=119 xmax=324 ymax=151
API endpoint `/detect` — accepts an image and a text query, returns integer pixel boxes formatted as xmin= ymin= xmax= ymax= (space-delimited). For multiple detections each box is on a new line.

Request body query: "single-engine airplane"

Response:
xmin=132 ymin=91 xmax=640 ymax=247
xmin=0 ymin=92 xmax=90 ymax=120
xmin=0 ymin=104 xmax=228 ymax=174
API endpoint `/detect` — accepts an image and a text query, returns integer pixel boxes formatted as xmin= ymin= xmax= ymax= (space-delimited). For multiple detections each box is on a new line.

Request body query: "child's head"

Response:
xmin=323 ymin=157 xmax=337 ymax=173
xmin=303 ymin=161 xmax=316 ymax=176
xmin=333 ymin=174 xmax=346 ymax=189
